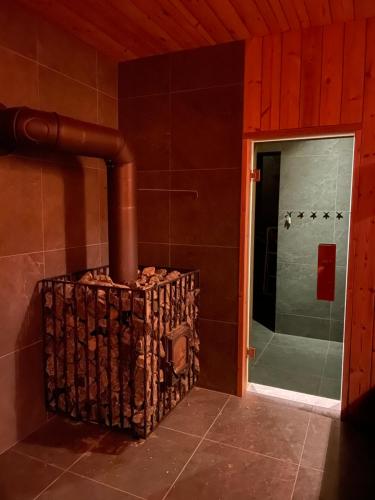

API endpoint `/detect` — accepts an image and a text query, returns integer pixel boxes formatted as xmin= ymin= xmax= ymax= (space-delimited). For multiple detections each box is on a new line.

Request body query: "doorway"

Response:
xmin=248 ymin=136 xmax=355 ymax=404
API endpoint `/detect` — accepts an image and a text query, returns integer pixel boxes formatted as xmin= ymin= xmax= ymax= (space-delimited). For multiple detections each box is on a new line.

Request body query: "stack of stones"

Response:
xmin=43 ymin=266 xmax=200 ymax=437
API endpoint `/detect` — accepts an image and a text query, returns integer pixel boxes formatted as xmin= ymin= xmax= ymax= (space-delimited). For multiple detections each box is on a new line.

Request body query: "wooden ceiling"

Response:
xmin=20 ymin=0 xmax=375 ymax=61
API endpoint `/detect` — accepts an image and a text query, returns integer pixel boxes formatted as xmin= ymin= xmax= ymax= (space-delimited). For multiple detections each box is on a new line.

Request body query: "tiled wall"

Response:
xmin=0 ymin=1 xmax=117 ymax=453
xmin=257 ymin=137 xmax=354 ymax=342
xmin=119 ymin=42 xmax=244 ymax=394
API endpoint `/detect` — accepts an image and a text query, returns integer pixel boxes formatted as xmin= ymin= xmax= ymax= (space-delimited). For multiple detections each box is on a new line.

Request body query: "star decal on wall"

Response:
xmin=323 ymin=212 xmax=330 ymax=219
xmin=310 ymin=212 xmax=317 ymax=219
xmin=297 ymin=212 xmax=304 ymax=218
xmin=336 ymin=212 xmax=343 ymax=220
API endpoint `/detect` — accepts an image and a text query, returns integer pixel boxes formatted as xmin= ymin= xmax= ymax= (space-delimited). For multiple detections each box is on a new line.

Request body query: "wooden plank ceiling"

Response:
xmin=20 ymin=0 xmax=375 ymax=61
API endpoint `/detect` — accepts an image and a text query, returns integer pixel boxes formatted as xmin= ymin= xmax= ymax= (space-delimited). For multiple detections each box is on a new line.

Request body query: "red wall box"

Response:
xmin=317 ymin=244 xmax=336 ymax=301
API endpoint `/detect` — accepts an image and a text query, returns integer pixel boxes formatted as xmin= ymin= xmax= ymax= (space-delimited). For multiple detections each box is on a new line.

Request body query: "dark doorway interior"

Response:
xmin=252 ymin=152 xmax=281 ymax=331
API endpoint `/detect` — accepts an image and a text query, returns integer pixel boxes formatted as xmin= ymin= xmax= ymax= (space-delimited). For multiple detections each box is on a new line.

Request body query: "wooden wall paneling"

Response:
xmin=280 ymin=30 xmax=302 ymax=129
xmin=357 ymin=16 xmax=375 ymax=397
xmin=293 ymin=0 xmax=312 ymax=29
xmin=242 ymin=14 xmax=375 ymax=414
xmin=260 ymin=35 xmax=273 ymax=130
xmin=279 ymin=0 xmax=301 ymax=31
xmin=131 ymin=0 xmax=206 ymax=48
xmin=355 ymin=0 xmax=375 ymax=19
xmin=361 ymin=17 xmax=375 ymax=162
xmin=243 ymin=37 xmax=263 ymax=132
xmin=18 ymin=0 xmax=375 ymax=63
xmin=329 ymin=0 xmax=354 ymax=23
xmin=270 ymin=34 xmax=282 ymax=130
xmin=348 ymin=160 xmax=375 ymax=403
xmin=341 ymin=129 xmax=361 ymax=413
xmin=260 ymin=33 xmax=282 ymax=130
xmin=155 ymin=0 xmax=213 ymax=45
xmin=266 ymin=0 xmax=290 ymax=32
xmin=253 ymin=0 xmax=281 ymax=33
xmin=341 ymin=19 xmax=366 ymax=123
xmin=18 ymin=0 xmax=134 ymax=60
xmin=300 ymin=26 xmax=323 ymax=127
xmin=59 ymin=0 xmax=160 ymax=57
xmin=320 ymin=22 xmax=344 ymax=125
xmin=178 ymin=0 xmax=233 ymax=42
xmin=168 ymin=0 xmax=216 ymax=44
xmin=230 ymin=0 xmax=270 ymax=36
xmin=304 ymin=0 xmax=332 ymax=26
xmin=107 ymin=0 xmax=183 ymax=52
xmin=206 ymin=0 xmax=249 ymax=40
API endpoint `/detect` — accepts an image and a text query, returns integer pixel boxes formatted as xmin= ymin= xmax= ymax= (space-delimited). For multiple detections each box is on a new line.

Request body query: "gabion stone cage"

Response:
xmin=41 ymin=266 xmax=200 ymax=438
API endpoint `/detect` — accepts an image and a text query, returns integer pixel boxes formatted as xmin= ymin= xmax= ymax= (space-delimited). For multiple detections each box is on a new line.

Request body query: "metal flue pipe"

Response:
xmin=0 ymin=106 xmax=138 ymax=283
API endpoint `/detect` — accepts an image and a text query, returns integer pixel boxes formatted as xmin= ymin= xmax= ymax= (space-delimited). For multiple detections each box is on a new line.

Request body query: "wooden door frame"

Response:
xmin=237 ymin=125 xmax=362 ymax=416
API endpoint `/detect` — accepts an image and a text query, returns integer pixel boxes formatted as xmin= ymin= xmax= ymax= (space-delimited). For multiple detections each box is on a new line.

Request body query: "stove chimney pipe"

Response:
xmin=0 ymin=106 xmax=138 ymax=283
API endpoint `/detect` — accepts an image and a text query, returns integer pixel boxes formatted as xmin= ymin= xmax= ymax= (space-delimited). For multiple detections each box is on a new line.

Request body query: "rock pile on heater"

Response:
xmin=43 ymin=266 xmax=200 ymax=437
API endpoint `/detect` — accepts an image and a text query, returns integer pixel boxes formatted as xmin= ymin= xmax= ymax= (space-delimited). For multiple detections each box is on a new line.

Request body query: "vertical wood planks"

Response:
xmin=355 ymin=0 xmax=375 ymax=19
xmin=279 ymin=0 xmax=301 ymax=31
xmin=259 ymin=33 xmax=282 ymax=130
xmin=300 ymin=26 xmax=323 ymax=127
xmin=341 ymin=129 xmax=361 ymax=411
xmin=270 ymin=33 xmax=282 ymax=130
xmin=348 ymin=156 xmax=375 ymax=402
xmin=358 ymin=16 xmax=375 ymax=398
xmin=242 ymin=17 xmax=375 ymax=411
xmin=260 ymin=34 xmax=281 ymax=130
xmin=280 ymin=30 xmax=302 ymax=129
xmin=320 ymin=23 xmax=344 ymax=125
xmin=304 ymin=0 xmax=332 ymax=26
xmin=329 ymin=0 xmax=354 ymax=23
xmin=362 ymin=18 xmax=375 ymax=163
xmin=260 ymin=35 xmax=272 ymax=130
xmin=243 ymin=37 xmax=263 ymax=132
xmin=341 ymin=20 xmax=366 ymax=123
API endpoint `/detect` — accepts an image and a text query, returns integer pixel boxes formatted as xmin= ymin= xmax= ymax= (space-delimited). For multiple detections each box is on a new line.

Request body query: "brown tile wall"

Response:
xmin=0 ymin=0 xmax=117 ymax=453
xmin=119 ymin=42 xmax=244 ymax=395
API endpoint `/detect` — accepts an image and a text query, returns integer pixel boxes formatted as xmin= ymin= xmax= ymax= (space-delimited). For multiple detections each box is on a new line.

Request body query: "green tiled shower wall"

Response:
xmin=256 ymin=137 xmax=354 ymax=342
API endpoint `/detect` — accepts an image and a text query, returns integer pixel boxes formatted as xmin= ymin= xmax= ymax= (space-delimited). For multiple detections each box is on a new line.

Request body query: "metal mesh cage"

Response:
xmin=41 ymin=266 xmax=200 ymax=438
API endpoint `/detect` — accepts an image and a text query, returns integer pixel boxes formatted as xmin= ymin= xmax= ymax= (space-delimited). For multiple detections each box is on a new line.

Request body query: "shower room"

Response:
xmin=248 ymin=136 xmax=354 ymax=403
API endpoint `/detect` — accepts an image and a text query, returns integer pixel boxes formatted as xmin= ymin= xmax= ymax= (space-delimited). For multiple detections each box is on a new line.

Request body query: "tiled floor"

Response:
xmin=250 ymin=321 xmax=343 ymax=399
xmin=1 ymin=388 xmax=374 ymax=499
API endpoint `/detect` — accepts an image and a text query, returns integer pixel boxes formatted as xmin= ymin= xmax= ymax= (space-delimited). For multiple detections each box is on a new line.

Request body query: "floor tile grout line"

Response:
xmin=158 ymin=425 xmax=202 ymax=439
xmin=31 ymin=451 xmax=92 ymax=500
xmin=253 ymin=331 xmax=275 ymax=367
xmin=0 ymin=339 xmax=43 ymax=361
xmin=11 ymin=448 xmax=66 ymax=472
xmin=31 ymin=429 xmax=111 ymax=500
xmin=67 ymin=470 xmax=147 ymax=499
xmin=0 ymin=413 xmax=56 ymax=457
xmin=203 ymin=437 xmax=300 ymax=467
xmin=190 ymin=387 xmax=232 ymax=397
xmin=317 ymin=340 xmax=332 ymax=396
xmin=161 ymin=395 xmax=231 ymax=500
xmin=251 ymin=326 xmax=342 ymax=398
xmin=290 ymin=413 xmax=312 ymax=500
